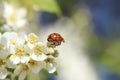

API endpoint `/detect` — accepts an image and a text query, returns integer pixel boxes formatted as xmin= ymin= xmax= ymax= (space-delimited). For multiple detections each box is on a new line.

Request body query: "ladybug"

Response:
xmin=47 ymin=33 xmax=64 ymax=47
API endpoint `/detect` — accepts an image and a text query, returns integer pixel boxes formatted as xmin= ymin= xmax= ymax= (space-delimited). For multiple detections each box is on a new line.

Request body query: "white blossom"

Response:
xmin=25 ymin=33 xmax=39 ymax=49
xmin=25 ymin=33 xmax=47 ymax=61
xmin=14 ymin=64 xmax=29 ymax=80
xmin=0 ymin=1 xmax=62 ymax=80
xmin=27 ymin=59 xmax=45 ymax=74
xmin=1 ymin=32 xmax=25 ymax=48
xmin=30 ymin=42 xmax=47 ymax=61
xmin=3 ymin=2 xmax=27 ymax=31
xmin=45 ymin=58 xmax=57 ymax=73
xmin=9 ymin=46 xmax=30 ymax=64
xmin=0 ymin=31 xmax=59 ymax=80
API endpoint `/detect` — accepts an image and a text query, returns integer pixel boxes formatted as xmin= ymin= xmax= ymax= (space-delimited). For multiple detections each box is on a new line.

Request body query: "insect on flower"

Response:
xmin=47 ymin=33 xmax=64 ymax=47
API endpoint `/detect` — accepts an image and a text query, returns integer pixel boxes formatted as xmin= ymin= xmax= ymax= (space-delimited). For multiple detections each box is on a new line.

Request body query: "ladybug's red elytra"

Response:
xmin=47 ymin=33 xmax=64 ymax=47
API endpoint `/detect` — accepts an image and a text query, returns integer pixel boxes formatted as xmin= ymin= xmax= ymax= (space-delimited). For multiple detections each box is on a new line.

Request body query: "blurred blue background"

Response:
xmin=39 ymin=0 xmax=120 ymax=80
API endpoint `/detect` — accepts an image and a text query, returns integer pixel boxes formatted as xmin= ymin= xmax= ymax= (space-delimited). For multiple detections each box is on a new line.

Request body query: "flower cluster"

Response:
xmin=0 ymin=32 xmax=59 ymax=80
xmin=1 ymin=2 xmax=27 ymax=31
xmin=0 ymin=1 xmax=63 ymax=80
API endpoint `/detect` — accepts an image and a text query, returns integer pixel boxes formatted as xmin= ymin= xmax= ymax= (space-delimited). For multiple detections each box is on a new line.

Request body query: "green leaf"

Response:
xmin=53 ymin=71 xmax=58 ymax=75
xmin=13 ymin=75 xmax=28 ymax=80
xmin=100 ymin=41 xmax=120 ymax=74
xmin=24 ymin=76 xmax=28 ymax=80
xmin=14 ymin=76 xmax=18 ymax=80
xmin=31 ymin=0 xmax=62 ymax=16
xmin=6 ymin=67 xmax=14 ymax=73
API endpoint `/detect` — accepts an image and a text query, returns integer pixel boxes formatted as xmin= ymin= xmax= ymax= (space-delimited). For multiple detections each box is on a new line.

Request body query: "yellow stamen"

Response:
xmin=9 ymin=14 xmax=17 ymax=23
xmin=10 ymin=39 xmax=17 ymax=45
xmin=28 ymin=60 xmax=37 ymax=66
xmin=22 ymin=65 xmax=29 ymax=71
xmin=0 ymin=59 xmax=5 ymax=67
xmin=28 ymin=33 xmax=38 ymax=44
xmin=16 ymin=48 xmax=25 ymax=56
xmin=34 ymin=45 xmax=44 ymax=55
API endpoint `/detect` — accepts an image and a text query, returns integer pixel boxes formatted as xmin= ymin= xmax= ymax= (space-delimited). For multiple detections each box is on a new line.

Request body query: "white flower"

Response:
xmin=25 ymin=33 xmax=39 ymax=49
xmin=14 ymin=60 xmax=45 ymax=80
xmin=27 ymin=59 xmax=45 ymax=74
xmin=0 ymin=32 xmax=30 ymax=64
xmin=0 ymin=31 xmax=59 ymax=79
xmin=14 ymin=64 xmax=29 ymax=80
xmin=1 ymin=32 xmax=24 ymax=46
xmin=9 ymin=46 xmax=30 ymax=64
xmin=1 ymin=32 xmax=25 ymax=54
xmin=25 ymin=33 xmax=47 ymax=61
xmin=1 ymin=32 xmax=18 ymax=47
xmin=0 ymin=68 xmax=8 ymax=80
xmin=45 ymin=58 xmax=57 ymax=73
xmin=3 ymin=2 xmax=27 ymax=30
xmin=30 ymin=42 xmax=47 ymax=61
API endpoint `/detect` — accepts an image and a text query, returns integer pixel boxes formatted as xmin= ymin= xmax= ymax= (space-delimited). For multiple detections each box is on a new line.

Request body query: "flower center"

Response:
xmin=28 ymin=60 xmax=37 ymax=66
xmin=10 ymin=39 xmax=17 ymax=45
xmin=9 ymin=14 xmax=17 ymax=23
xmin=22 ymin=65 xmax=29 ymax=71
xmin=45 ymin=58 xmax=54 ymax=63
xmin=28 ymin=33 xmax=38 ymax=44
xmin=34 ymin=45 xmax=43 ymax=55
xmin=0 ymin=59 xmax=5 ymax=67
xmin=16 ymin=48 xmax=25 ymax=56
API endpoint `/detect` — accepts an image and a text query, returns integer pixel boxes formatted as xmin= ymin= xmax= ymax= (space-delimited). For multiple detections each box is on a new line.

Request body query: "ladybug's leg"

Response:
xmin=58 ymin=42 xmax=61 ymax=45
xmin=53 ymin=42 xmax=56 ymax=46
xmin=49 ymin=41 xmax=54 ymax=46
xmin=55 ymin=42 xmax=60 ymax=46
xmin=47 ymin=38 xmax=52 ymax=42
xmin=62 ymin=38 xmax=65 ymax=42
xmin=51 ymin=43 xmax=56 ymax=48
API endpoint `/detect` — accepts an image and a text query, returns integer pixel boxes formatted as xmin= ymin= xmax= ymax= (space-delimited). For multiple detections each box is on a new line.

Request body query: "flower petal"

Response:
xmin=0 ymin=49 xmax=9 ymax=59
xmin=14 ymin=65 xmax=22 ymax=76
xmin=9 ymin=45 xmax=15 ymax=54
xmin=19 ymin=71 xmax=27 ymax=80
xmin=47 ymin=63 xmax=56 ymax=73
xmin=31 ymin=54 xmax=37 ymax=61
xmin=10 ymin=55 xmax=20 ymax=64
xmin=16 ymin=19 xmax=26 ymax=27
xmin=27 ymin=43 xmax=34 ymax=49
xmin=6 ymin=60 xmax=16 ymax=68
xmin=21 ymin=56 xmax=30 ymax=63
xmin=3 ymin=2 xmax=13 ymax=18
xmin=31 ymin=54 xmax=47 ymax=61
xmin=38 ymin=54 xmax=47 ymax=61
xmin=1 ymin=36 xmax=8 ymax=47
xmin=0 ymin=68 xmax=8 ymax=79
xmin=28 ymin=61 xmax=45 ymax=74
xmin=1 ymin=24 xmax=11 ymax=31
xmin=3 ymin=32 xmax=18 ymax=40
xmin=16 ymin=8 xmax=27 ymax=19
